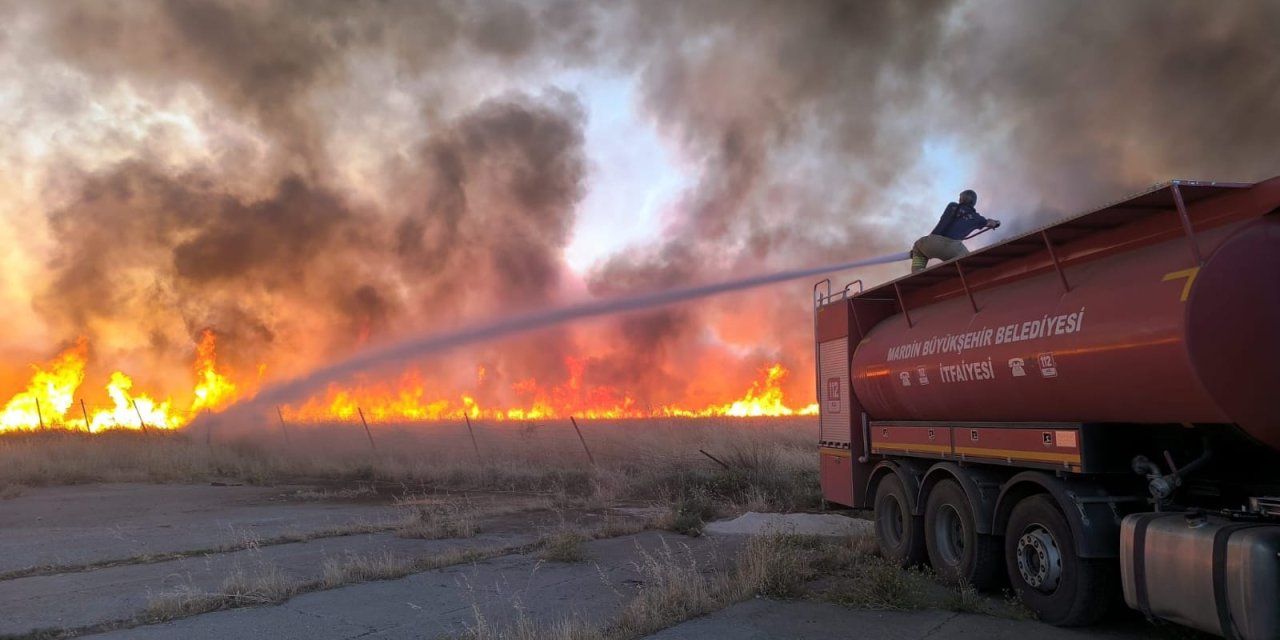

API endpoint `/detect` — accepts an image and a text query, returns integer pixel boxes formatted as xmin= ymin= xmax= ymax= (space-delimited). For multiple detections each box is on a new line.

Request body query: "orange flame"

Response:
xmin=0 ymin=338 xmax=88 ymax=431
xmin=663 ymin=364 xmax=820 ymax=418
xmin=2 ymin=334 xmax=816 ymax=431
xmin=0 ymin=337 xmax=199 ymax=432
xmin=280 ymin=360 xmax=814 ymax=423
xmin=87 ymin=371 xmax=181 ymax=432
xmin=190 ymin=329 xmax=237 ymax=413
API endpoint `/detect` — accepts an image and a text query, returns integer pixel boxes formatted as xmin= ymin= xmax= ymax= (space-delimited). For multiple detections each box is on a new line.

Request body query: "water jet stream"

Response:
xmin=218 ymin=250 xmax=908 ymax=423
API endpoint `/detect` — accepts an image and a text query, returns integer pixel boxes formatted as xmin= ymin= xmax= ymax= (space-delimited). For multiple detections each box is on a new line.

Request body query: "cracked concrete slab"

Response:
xmin=0 ymin=531 xmax=533 ymax=636
xmin=3 ymin=485 xmax=1168 ymax=640
xmin=1 ymin=484 xmax=402 ymax=574
xmin=642 ymin=598 xmax=1162 ymax=640
xmin=84 ymin=532 xmax=728 ymax=640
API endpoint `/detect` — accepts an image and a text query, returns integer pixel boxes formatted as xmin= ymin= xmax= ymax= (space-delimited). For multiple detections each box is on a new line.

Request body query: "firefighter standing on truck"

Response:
xmin=910 ymin=189 xmax=1000 ymax=273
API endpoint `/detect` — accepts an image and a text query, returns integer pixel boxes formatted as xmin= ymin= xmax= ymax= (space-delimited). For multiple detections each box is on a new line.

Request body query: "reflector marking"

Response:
xmin=953 ymin=446 xmax=1081 ymax=464
xmin=1162 ymin=267 xmax=1200 ymax=302
xmin=871 ymin=442 xmax=952 ymax=455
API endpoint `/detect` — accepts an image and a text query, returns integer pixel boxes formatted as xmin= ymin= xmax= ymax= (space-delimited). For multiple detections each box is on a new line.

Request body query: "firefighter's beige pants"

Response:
xmin=911 ymin=235 xmax=968 ymax=272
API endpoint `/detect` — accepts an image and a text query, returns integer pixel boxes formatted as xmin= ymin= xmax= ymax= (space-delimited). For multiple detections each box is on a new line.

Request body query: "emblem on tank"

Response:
xmin=1009 ymin=357 xmax=1027 ymax=377
xmin=916 ymin=366 xmax=930 ymax=385
xmin=1038 ymin=353 xmax=1058 ymax=378
xmin=899 ymin=371 xmax=911 ymax=387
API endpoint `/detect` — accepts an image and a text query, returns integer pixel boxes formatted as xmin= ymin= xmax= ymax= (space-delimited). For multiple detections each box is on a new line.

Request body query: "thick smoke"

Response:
xmin=939 ymin=1 xmax=1280 ymax=220
xmin=2 ymin=0 xmax=1277 ymax=411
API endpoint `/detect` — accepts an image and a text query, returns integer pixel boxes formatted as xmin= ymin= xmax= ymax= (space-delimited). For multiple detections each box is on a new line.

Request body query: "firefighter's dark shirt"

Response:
xmin=929 ymin=202 xmax=988 ymax=240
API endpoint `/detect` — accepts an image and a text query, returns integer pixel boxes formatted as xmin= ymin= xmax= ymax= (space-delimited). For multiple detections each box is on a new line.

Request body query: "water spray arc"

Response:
xmin=217 ymin=251 xmax=910 ymax=425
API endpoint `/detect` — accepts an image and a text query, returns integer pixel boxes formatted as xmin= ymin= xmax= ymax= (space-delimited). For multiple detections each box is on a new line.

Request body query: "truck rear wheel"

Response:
xmin=874 ymin=473 xmax=926 ymax=567
xmin=925 ymin=479 xmax=1002 ymax=589
xmin=1004 ymin=495 xmax=1115 ymax=626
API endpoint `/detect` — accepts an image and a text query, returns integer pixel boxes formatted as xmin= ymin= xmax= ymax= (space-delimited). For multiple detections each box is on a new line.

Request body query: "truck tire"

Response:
xmin=874 ymin=473 xmax=927 ymax=567
xmin=1004 ymin=495 xmax=1116 ymax=626
xmin=925 ymin=479 xmax=1002 ymax=589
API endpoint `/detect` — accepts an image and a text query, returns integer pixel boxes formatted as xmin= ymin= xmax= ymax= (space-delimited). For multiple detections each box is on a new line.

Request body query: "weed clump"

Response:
xmin=538 ymin=527 xmax=589 ymax=563
xmin=943 ymin=581 xmax=992 ymax=615
xmin=734 ymin=533 xmax=824 ymax=598
xmin=397 ymin=500 xmax=480 ymax=540
xmin=662 ymin=489 xmax=718 ymax=536
xmin=827 ymin=555 xmax=931 ymax=611
xmin=610 ymin=540 xmax=723 ymax=636
xmin=144 ymin=564 xmax=302 ymax=621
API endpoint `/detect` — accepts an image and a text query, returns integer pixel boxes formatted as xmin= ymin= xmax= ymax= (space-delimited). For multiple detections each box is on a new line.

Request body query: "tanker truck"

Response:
xmin=813 ymin=177 xmax=1280 ymax=637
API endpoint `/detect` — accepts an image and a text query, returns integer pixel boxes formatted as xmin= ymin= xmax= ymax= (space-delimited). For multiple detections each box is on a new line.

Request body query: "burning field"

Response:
xmin=0 ymin=329 xmax=816 ymax=433
xmin=2 ymin=0 xmax=1276 ymax=441
xmin=0 ymin=1 xmax=1276 ymax=637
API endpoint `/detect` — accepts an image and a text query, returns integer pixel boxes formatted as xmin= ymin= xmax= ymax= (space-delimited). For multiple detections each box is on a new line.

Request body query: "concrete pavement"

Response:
xmin=644 ymin=598 xmax=1163 ymax=640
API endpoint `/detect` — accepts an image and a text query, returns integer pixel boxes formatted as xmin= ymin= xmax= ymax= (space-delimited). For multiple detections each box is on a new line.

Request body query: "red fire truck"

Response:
xmin=814 ymin=177 xmax=1280 ymax=637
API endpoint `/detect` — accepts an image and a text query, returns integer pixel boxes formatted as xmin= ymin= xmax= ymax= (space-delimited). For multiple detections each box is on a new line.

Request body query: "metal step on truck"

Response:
xmin=814 ymin=176 xmax=1280 ymax=638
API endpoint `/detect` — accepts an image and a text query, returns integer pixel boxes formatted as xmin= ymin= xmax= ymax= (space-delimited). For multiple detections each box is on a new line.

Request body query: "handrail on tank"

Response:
xmin=813 ymin=278 xmax=832 ymax=308
xmin=814 ymin=278 xmax=866 ymax=308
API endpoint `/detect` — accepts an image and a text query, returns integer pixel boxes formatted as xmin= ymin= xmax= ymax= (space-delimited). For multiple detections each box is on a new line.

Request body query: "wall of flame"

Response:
xmin=0 ymin=331 xmax=816 ymax=433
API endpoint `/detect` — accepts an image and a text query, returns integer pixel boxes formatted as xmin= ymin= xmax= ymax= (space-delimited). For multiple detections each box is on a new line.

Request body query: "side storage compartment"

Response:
xmin=1120 ymin=513 xmax=1280 ymax=639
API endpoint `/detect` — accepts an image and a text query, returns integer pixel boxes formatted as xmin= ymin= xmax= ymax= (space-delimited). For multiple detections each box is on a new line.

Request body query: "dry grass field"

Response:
xmin=0 ymin=417 xmax=820 ymax=529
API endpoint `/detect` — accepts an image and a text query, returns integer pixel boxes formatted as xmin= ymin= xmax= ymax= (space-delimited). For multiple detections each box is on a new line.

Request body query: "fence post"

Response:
xmin=132 ymin=399 xmax=150 ymax=435
xmin=357 ymin=407 xmax=377 ymax=452
xmin=569 ymin=416 xmax=595 ymax=466
xmin=699 ymin=449 xmax=731 ymax=470
xmin=80 ymin=399 xmax=91 ymax=433
xmin=276 ymin=407 xmax=291 ymax=445
xmin=35 ymin=397 xmax=46 ymax=430
xmin=464 ymin=413 xmax=482 ymax=463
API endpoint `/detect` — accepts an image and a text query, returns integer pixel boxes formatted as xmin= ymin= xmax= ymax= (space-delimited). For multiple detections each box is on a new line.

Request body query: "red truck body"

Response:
xmin=814 ymin=177 xmax=1280 ymax=634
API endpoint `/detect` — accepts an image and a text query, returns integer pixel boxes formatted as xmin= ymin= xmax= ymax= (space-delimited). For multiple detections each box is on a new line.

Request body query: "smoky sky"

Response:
xmin=4 ymin=0 xmax=1278 ymax=406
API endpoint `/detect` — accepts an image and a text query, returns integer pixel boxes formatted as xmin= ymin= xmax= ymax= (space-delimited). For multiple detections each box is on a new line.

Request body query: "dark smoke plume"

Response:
xmin=2 ymin=0 xmax=1277 ymax=411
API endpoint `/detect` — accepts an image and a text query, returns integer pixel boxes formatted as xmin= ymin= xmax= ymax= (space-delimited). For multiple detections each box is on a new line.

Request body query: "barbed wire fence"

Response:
xmin=6 ymin=398 xmax=812 ymax=475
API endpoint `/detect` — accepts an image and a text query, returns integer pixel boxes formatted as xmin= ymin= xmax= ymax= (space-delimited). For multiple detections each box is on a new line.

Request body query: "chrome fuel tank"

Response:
xmin=1121 ymin=512 xmax=1280 ymax=639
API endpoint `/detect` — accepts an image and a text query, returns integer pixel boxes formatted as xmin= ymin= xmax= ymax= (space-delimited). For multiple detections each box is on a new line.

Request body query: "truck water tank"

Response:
xmin=849 ymin=216 xmax=1280 ymax=453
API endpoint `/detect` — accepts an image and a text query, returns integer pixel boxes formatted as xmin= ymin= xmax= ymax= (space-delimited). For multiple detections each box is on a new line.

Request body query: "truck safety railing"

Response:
xmin=813 ymin=278 xmax=863 ymax=308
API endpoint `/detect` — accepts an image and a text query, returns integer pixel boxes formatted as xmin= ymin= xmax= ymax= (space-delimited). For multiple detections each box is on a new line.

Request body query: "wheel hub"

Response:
xmin=881 ymin=498 xmax=905 ymax=545
xmin=1016 ymin=526 xmax=1062 ymax=592
xmin=935 ymin=505 xmax=965 ymax=566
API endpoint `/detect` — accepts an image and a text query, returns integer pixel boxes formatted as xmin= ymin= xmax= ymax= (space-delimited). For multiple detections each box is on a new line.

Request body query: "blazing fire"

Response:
xmin=277 ymin=359 xmax=816 ymax=423
xmin=0 ymin=333 xmax=816 ymax=432
xmin=0 ymin=339 xmax=186 ymax=433
xmin=0 ymin=337 xmax=88 ymax=430
xmin=190 ymin=329 xmax=237 ymax=414
xmin=88 ymin=372 xmax=182 ymax=432
xmin=669 ymin=364 xmax=820 ymax=418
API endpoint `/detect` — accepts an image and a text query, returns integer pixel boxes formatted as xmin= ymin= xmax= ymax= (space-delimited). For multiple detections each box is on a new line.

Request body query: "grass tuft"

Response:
xmin=144 ymin=564 xmax=302 ymax=621
xmin=397 ymin=500 xmax=480 ymax=540
xmin=660 ymin=489 xmax=718 ymax=537
xmin=733 ymin=533 xmax=823 ymax=599
xmin=826 ymin=555 xmax=931 ymax=611
xmin=457 ymin=610 xmax=600 ymax=640
xmin=538 ymin=528 xmax=588 ymax=563
xmin=608 ymin=539 xmax=722 ymax=637
xmin=942 ymin=581 xmax=992 ymax=615
xmin=322 ymin=550 xmax=412 ymax=587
